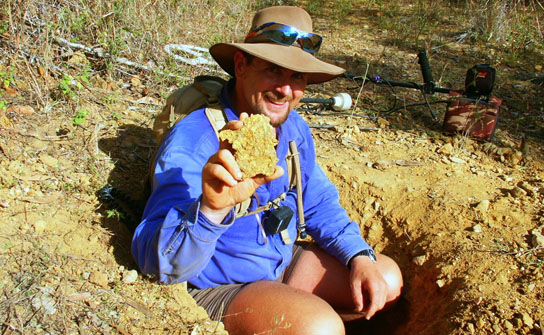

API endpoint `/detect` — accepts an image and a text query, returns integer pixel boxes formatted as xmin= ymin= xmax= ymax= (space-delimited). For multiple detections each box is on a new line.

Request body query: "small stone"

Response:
xmin=377 ymin=117 xmax=389 ymax=128
xmin=372 ymin=161 xmax=391 ymax=170
xmin=472 ymin=224 xmax=482 ymax=233
xmin=503 ymin=320 xmax=514 ymax=330
xmin=475 ymin=200 xmax=490 ymax=213
xmin=122 ymin=270 xmax=138 ymax=284
xmin=466 ymin=322 xmax=475 ymax=334
xmin=40 ymin=154 xmax=58 ymax=169
xmin=89 ymin=271 xmax=108 ymax=287
xmin=68 ymin=51 xmax=90 ymax=65
xmin=450 ymin=156 xmax=466 ymax=164
xmin=531 ymin=231 xmax=544 ymax=248
xmin=436 ymin=279 xmax=446 ymax=288
xmin=521 ymin=312 xmax=533 ymax=328
xmin=492 ymin=324 xmax=502 ymax=333
xmin=517 ymin=181 xmax=534 ymax=196
xmin=33 ymin=220 xmax=47 ymax=233
xmin=511 ymin=186 xmax=527 ymax=198
xmin=438 ymin=143 xmax=453 ymax=155
xmin=412 ymin=255 xmax=427 ymax=266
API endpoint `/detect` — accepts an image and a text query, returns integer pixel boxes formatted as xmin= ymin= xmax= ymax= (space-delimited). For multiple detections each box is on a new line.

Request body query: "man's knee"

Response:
xmin=224 ymin=281 xmax=345 ymax=335
xmin=377 ymin=254 xmax=403 ymax=302
xmin=298 ymin=310 xmax=344 ymax=335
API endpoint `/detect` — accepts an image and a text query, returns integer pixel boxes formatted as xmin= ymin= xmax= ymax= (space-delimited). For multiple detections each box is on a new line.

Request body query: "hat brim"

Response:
xmin=209 ymin=43 xmax=345 ymax=84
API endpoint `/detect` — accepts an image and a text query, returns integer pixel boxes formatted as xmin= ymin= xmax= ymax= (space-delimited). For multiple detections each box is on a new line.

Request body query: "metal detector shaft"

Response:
xmin=300 ymin=97 xmax=334 ymax=104
xmin=343 ymin=73 xmax=451 ymax=94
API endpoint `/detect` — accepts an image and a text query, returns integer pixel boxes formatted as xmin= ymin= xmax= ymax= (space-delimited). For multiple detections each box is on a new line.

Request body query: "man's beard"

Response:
xmin=258 ymin=92 xmax=292 ymax=127
xmin=255 ymin=105 xmax=290 ymax=128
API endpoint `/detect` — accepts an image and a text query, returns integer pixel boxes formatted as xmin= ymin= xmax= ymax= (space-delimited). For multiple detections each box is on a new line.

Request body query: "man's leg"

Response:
xmin=284 ymin=244 xmax=403 ymax=322
xmin=223 ymin=280 xmax=345 ymax=335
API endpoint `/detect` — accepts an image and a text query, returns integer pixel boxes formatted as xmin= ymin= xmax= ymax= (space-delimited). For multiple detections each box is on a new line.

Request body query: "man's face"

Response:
xmin=233 ymin=52 xmax=308 ymax=127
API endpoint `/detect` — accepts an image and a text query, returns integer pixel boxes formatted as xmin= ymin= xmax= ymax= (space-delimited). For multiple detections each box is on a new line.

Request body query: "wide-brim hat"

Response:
xmin=209 ymin=6 xmax=345 ymax=84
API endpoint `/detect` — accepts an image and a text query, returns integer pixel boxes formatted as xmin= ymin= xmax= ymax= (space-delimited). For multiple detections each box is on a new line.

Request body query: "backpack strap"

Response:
xmin=288 ymin=141 xmax=306 ymax=239
xmin=204 ymin=107 xmax=227 ymax=138
xmin=231 ymin=141 xmax=306 ymax=240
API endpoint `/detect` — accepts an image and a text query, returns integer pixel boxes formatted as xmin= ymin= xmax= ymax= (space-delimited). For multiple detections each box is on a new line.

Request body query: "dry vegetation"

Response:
xmin=1 ymin=0 xmax=543 ymax=334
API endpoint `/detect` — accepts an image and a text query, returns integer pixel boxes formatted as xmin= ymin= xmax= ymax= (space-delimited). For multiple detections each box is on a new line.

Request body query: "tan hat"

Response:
xmin=209 ymin=6 xmax=345 ymax=84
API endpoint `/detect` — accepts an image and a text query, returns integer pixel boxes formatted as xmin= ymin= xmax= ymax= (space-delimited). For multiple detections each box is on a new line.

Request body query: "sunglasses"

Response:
xmin=245 ymin=22 xmax=322 ymax=54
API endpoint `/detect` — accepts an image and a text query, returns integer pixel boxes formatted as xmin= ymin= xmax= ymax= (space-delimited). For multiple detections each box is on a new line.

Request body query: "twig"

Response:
xmin=54 ymin=37 xmax=154 ymax=73
xmin=351 ymin=63 xmax=369 ymax=114
xmin=21 ymin=50 xmax=45 ymax=107
xmin=0 ymin=142 xmax=10 ymax=160
xmin=308 ymin=124 xmax=379 ymax=131
xmin=0 ymin=127 xmax=69 ymax=141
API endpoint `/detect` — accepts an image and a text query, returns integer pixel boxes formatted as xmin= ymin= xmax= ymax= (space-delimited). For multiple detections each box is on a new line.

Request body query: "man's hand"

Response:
xmin=200 ymin=113 xmax=283 ymax=223
xmin=349 ymin=255 xmax=388 ymax=320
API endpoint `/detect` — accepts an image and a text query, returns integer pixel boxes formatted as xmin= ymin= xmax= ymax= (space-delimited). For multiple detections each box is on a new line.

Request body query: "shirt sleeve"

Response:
xmin=131 ymin=111 xmax=233 ymax=284
xmin=295 ymin=121 xmax=372 ymax=266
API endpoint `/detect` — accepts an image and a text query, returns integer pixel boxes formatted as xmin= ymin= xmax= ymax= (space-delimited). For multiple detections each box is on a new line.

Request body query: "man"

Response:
xmin=132 ymin=6 xmax=402 ymax=335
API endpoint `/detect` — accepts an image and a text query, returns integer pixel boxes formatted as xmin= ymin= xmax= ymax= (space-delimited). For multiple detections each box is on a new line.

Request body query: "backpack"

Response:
xmin=442 ymin=64 xmax=500 ymax=142
xmin=151 ymin=76 xmax=306 ymax=236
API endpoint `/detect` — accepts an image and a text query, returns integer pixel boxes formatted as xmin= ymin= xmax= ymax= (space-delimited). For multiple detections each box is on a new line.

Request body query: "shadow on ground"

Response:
xmin=96 ymin=123 xmax=156 ymax=268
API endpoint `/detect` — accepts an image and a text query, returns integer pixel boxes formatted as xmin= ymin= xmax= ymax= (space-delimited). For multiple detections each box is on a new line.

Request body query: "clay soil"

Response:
xmin=1 ymin=2 xmax=543 ymax=335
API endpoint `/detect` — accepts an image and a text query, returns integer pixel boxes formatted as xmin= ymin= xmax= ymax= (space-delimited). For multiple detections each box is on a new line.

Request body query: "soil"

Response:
xmin=1 ymin=3 xmax=544 ymax=335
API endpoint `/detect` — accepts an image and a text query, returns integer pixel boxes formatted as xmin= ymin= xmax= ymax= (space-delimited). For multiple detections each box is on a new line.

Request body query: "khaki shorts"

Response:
xmin=188 ymin=242 xmax=307 ymax=321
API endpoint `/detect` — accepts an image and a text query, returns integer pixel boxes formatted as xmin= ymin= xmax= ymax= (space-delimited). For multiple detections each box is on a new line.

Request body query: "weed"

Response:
xmin=111 ymin=112 xmax=122 ymax=120
xmin=0 ymin=66 xmax=15 ymax=89
xmin=77 ymin=66 xmax=91 ymax=85
xmin=107 ymin=208 xmax=125 ymax=221
xmin=0 ymin=100 xmax=7 ymax=111
xmin=0 ymin=21 xmax=8 ymax=34
xmin=72 ymin=109 xmax=89 ymax=126
xmin=57 ymin=75 xmax=83 ymax=100
xmin=306 ymin=0 xmax=326 ymax=16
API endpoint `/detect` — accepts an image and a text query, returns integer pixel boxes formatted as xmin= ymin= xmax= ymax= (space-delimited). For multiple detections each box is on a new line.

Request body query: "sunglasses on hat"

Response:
xmin=244 ymin=22 xmax=322 ymax=54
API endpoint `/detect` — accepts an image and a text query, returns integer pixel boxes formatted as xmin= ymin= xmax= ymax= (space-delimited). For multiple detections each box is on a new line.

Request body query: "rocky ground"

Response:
xmin=1 ymin=1 xmax=543 ymax=334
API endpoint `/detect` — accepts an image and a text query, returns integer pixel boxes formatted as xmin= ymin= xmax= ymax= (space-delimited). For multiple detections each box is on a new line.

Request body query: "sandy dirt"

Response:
xmin=1 ymin=3 xmax=544 ymax=335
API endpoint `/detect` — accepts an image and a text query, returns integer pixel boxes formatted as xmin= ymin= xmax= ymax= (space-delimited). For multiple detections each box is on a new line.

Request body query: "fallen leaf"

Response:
xmin=2 ymin=87 xmax=18 ymax=97
xmin=6 ymin=105 xmax=34 ymax=115
xmin=37 ymin=65 xmax=45 ymax=78
xmin=136 ymin=96 xmax=158 ymax=104
xmin=123 ymin=295 xmax=153 ymax=318
xmin=67 ymin=292 xmax=92 ymax=302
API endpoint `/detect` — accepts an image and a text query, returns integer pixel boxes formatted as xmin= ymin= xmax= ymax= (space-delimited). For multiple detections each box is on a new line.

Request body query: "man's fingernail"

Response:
xmin=236 ymin=171 xmax=242 ymax=179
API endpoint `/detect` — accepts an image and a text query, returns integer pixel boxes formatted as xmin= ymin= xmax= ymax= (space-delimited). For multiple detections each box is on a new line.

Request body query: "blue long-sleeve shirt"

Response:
xmin=131 ymin=80 xmax=371 ymax=287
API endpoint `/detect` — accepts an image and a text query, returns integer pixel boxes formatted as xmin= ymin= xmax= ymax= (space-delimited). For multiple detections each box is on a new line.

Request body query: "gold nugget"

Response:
xmin=219 ymin=114 xmax=278 ymax=179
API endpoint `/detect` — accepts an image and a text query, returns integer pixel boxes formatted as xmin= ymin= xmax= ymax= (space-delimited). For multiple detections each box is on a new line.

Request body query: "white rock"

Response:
xmin=123 ymin=270 xmax=138 ymax=284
